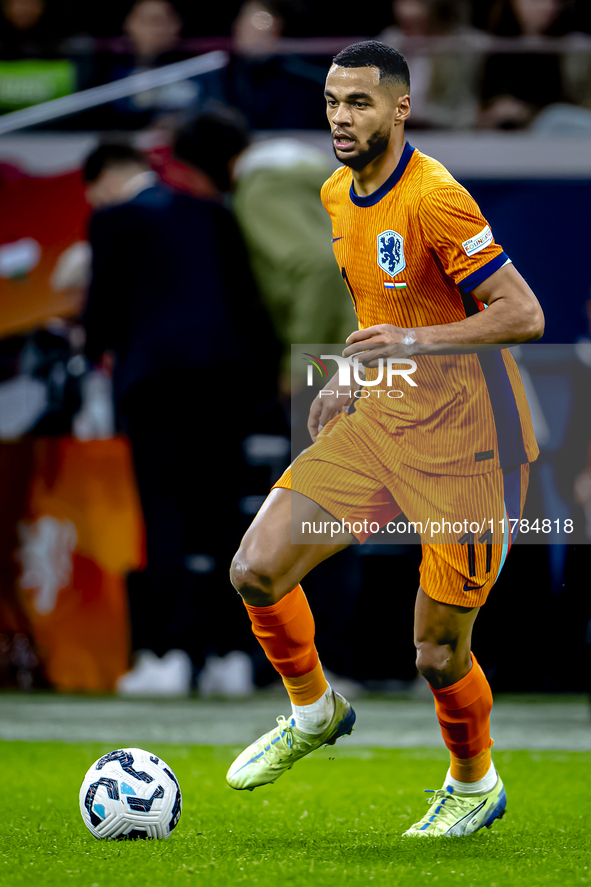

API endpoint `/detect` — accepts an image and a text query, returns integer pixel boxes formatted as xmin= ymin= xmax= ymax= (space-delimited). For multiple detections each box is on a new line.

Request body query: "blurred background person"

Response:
xmin=227 ymin=0 xmax=328 ymax=129
xmin=479 ymin=0 xmax=576 ymax=130
xmin=0 ymin=0 xmax=54 ymax=59
xmin=377 ymin=0 xmax=486 ymax=129
xmin=233 ymin=0 xmax=285 ymax=57
xmin=172 ymin=109 xmax=356 ymax=398
xmin=82 ymin=142 xmax=281 ymax=695
xmin=93 ymin=0 xmax=223 ymax=130
xmin=122 ymin=0 xmax=184 ymax=65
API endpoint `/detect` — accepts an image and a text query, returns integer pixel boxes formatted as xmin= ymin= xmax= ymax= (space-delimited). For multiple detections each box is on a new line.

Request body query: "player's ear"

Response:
xmin=394 ymin=93 xmax=411 ymax=125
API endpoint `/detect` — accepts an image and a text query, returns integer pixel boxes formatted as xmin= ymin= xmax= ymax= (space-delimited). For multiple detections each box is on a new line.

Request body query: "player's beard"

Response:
xmin=333 ymin=124 xmax=391 ymax=171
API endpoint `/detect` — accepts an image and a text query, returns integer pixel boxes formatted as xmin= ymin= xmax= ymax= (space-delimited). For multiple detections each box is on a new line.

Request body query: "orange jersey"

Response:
xmin=320 ymin=143 xmax=538 ymax=475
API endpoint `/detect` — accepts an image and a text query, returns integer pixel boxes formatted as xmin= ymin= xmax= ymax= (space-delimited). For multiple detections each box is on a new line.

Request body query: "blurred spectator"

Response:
xmin=228 ymin=0 xmax=328 ymax=129
xmin=93 ymin=0 xmax=220 ymax=130
xmin=378 ymin=0 xmax=486 ymax=129
xmin=124 ymin=0 xmax=183 ymax=63
xmin=83 ymin=142 xmax=280 ymax=691
xmin=487 ymin=0 xmax=573 ymax=35
xmin=479 ymin=0 xmax=575 ymax=129
xmin=173 ymin=109 xmax=356 ymax=392
xmin=233 ymin=0 xmax=285 ymax=57
xmin=0 ymin=0 xmax=55 ymax=59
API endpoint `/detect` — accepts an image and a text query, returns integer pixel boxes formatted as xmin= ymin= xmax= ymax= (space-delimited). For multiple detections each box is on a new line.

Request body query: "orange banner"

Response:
xmin=14 ymin=436 xmax=145 ymax=692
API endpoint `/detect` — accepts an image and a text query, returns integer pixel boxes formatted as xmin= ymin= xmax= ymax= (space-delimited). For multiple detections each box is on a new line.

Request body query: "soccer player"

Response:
xmin=226 ymin=41 xmax=544 ymax=837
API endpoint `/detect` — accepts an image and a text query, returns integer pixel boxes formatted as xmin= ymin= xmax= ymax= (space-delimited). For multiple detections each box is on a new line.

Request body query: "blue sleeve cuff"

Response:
xmin=458 ymin=252 xmax=511 ymax=294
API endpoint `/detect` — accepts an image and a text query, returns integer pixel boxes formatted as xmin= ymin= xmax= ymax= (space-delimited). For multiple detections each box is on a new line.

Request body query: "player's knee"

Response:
xmin=415 ymin=641 xmax=455 ymax=689
xmin=229 ymin=551 xmax=277 ymax=607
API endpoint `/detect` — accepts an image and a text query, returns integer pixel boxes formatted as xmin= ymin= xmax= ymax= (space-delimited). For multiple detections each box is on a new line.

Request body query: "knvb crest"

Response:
xmin=377 ymin=230 xmax=406 ymax=278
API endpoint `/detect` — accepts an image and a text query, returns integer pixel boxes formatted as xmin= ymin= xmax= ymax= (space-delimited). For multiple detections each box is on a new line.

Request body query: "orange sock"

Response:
xmin=282 ymin=661 xmax=327 ymax=706
xmin=430 ymin=653 xmax=493 ymax=783
xmin=450 ymin=746 xmax=492 ymax=783
xmin=244 ymin=585 xmax=328 ymax=705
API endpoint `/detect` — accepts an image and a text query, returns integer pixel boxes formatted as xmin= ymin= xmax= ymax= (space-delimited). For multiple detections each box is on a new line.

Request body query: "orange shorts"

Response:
xmin=274 ymin=412 xmax=529 ymax=608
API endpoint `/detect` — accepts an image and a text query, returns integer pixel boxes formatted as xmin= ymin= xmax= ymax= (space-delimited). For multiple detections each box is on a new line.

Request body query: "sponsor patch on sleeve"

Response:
xmin=462 ymin=224 xmax=493 ymax=257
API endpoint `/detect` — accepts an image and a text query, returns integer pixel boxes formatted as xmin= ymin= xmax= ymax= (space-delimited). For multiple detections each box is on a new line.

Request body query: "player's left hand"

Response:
xmin=342 ymin=324 xmax=416 ymax=366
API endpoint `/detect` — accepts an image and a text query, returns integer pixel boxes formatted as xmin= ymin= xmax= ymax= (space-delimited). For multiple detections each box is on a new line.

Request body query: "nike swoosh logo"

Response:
xmin=448 ymin=799 xmax=487 ymax=836
xmin=463 ymin=582 xmax=487 ymax=591
xmin=331 ymin=236 xmax=343 ymax=243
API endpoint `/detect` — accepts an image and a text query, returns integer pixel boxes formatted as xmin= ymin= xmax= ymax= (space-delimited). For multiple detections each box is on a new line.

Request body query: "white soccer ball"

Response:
xmin=79 ymin=747 xmax=182 ymax=840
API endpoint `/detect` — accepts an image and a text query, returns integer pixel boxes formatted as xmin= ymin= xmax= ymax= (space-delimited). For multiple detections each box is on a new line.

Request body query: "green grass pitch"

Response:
xmin=0 ymin=742 xmax=589 ymax=887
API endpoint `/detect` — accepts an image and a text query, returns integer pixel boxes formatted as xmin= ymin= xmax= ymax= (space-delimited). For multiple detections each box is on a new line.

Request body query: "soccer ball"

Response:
xmin=79 ymin=747 xmax=182 ymax=840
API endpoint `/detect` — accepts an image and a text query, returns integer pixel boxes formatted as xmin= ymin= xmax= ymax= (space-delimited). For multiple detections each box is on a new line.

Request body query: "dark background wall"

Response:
xmin=465 ymin=180 xmax=591 ymax=344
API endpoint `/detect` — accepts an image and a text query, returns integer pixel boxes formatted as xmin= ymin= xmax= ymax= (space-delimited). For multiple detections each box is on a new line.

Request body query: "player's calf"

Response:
xmin=413 ymin=588 xmax=478 ymax=689
xmin=228 ymin=489 xmax=357 ymax=789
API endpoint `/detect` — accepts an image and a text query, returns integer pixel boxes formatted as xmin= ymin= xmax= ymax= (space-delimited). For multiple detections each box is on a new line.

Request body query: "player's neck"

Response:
xmin=351 ymin=136 xmax=406 ymax=198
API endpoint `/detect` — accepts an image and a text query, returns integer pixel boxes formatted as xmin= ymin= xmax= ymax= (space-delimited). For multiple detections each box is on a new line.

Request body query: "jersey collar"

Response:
xmin=349 ymin=141 xmax=415 ymax=208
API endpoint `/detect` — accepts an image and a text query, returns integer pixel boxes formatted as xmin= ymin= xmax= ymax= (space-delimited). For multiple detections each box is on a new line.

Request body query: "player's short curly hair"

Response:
xmin=332 ymin=41 xmax=410 ymax=91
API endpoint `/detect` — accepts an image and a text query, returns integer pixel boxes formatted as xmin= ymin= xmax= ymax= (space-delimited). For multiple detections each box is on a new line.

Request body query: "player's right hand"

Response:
xmin=307 ymin=384 xmax=354 ymax=443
